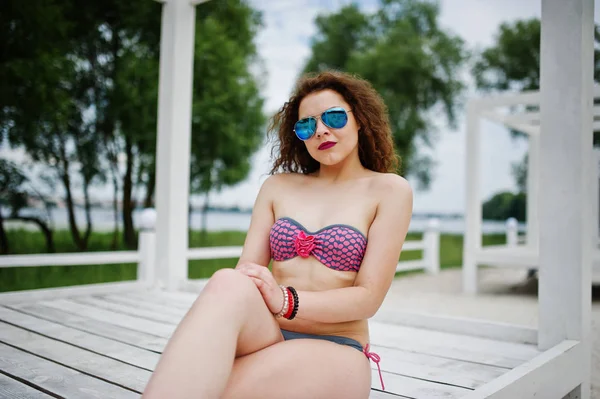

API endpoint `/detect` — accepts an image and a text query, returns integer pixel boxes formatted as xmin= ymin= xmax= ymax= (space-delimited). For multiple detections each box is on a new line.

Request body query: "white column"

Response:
xmin=138 ymin=208 xmax=157 ymax=285
xmin=424 ymin=218 xmax=440 ymax=274
xmin=539 ymin=1 xmax=593 ymax=399
xmin=526 ymin=134 xmax=539 ymax=251
xmin=462 ymin=101 xmax=482 ymax=294
xmin=153 ymin=0 xmax=200 ymax=291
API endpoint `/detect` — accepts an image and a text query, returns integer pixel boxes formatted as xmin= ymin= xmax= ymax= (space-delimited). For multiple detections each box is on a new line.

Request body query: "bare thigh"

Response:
xmin=222 ymin=338 xmax=372 ymax=399
xmin=200 ymin=268 xmax=284 ymax=356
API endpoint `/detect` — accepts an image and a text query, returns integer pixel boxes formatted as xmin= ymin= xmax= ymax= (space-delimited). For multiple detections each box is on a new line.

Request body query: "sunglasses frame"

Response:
xmin=293 ymin=106 xmax=353 ymax=141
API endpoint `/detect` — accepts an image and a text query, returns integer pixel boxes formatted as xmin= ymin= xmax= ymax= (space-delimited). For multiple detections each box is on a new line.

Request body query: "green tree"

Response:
xmin=303 ymin=0 xmax=468 ymax=188
xmin=0 ymin=0 xmax=106 ymax=250
xmin=482 ymin=191 xmax=526 ymax=222
xmin=190 ymin=0 xmax=266 ymax=231
xmin=0 ymin=160 xmax=55 ymax=253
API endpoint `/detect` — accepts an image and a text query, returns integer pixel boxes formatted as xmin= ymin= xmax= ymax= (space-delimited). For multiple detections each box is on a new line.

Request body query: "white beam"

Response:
xmin=538 ymin=1 xmax=593 ymax=398
xmin=153 ymin=0 xmax=198 ymax=291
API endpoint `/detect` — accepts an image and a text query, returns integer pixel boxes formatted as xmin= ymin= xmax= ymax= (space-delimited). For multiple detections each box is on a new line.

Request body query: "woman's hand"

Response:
xmin=235 ymin=262 xmax=284 ymax=315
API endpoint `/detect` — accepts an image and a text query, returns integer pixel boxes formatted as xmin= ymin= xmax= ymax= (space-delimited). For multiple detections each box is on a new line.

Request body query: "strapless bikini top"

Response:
xmin=269 ymin=217 xmax=368 ymax=272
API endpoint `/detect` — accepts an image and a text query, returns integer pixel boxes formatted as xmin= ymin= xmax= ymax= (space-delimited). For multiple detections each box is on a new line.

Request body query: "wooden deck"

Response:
xmin=0 ymin=288 xmax=542 ymax=399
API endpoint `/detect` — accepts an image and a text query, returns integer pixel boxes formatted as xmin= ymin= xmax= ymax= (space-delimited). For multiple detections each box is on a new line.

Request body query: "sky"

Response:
xmin=206 ymin=0 xmax=600 ymax=214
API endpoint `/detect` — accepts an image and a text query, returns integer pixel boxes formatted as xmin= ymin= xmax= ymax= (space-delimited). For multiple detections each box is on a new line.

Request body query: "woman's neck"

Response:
xmin=314 ymin=150 xmax=367 ymax=183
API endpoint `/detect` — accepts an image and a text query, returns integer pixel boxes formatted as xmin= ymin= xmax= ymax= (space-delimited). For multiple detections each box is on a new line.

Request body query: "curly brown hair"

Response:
xmin=268 ymin=70 xmax=400 ymax=175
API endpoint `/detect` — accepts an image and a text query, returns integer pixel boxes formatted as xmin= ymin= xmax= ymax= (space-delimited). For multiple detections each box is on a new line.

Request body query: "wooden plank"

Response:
xmin=0 ymin=343 xmax=139 ymax=398
xmin=371 ymin=344 xmax=506 ymax=389
xmin=39 ymin=299 xmax=175 ymax=337
xmin=72 ymin=297 xmax=183 ymax=325
xmin=0 ymin=321 xmax=151 ymax=393
xmin=369 ymin=389 xmax=412 ymax=399
xmin=369 ymin=321 xmax=538 ymax=368
xmin=0 ymin=373 xmax=54 ymax=399
xmin=126 ymin=290 xmax=198 ymax=306
xmin=373 ymin=311 xmax=538 ymax=345
xmin=99 ymin=294 xmax=189 ymax=318
xmin=0 ymin=307 xmax=159 ymax=370
xmin=0 ymin=281 xmax=150 ymax=305
xmin=123 ymin=291 xmax=195 ymax=310
xmin=7 ymin=304 xmax=168 ymax=352
xmin=464 ymin=340 xmax=583 ymax=399
xmin=374 ymin=370 xmax=470 ymax=399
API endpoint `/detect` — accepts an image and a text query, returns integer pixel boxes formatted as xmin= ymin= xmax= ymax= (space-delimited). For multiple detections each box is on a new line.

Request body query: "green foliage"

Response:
xmin=303 ymin=0 xmax=468 ymax=188
xmin=472 ymin=19 xmax=542 ymax=92
xmin=0 ymin=0 xmax=266 ymax=248
xmin=0 ymin=160 xmax=27 ymax=214
xmin=190 ymin=0 xmax=266 ymax=195
xmin=482 ymin=191 xmax=526 ymax=222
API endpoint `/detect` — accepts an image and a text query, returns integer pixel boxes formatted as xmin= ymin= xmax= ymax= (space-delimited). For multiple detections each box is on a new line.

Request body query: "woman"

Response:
xmin=142 ymin=71 xmax=413 ymax=399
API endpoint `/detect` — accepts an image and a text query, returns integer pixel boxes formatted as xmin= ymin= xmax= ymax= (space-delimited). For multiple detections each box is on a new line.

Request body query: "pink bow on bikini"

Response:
xmin=363 ymin=344 xmax=384 ymax=391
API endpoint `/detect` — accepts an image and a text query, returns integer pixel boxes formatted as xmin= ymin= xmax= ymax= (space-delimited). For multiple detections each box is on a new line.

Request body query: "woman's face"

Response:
xmin=296 ymin=89 xmax=360 ymax=167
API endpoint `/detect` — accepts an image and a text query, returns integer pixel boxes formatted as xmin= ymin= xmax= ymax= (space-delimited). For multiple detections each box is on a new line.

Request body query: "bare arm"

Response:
xmin=235 ymin=175 xmax=278 ymax=268
xmin=293 ymin=176 xmax=413 ymax=323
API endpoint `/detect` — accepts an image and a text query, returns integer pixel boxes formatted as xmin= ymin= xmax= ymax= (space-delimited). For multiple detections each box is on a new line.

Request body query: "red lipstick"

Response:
xmin=318 ymin=141 xmax=336 ymax=150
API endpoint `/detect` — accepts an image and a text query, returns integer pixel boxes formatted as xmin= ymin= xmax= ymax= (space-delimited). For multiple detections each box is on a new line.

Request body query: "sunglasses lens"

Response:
xmin=294 ymin=118 xmax=316 ymax=140
xmin=322 ymin=108 xmax=348 ymax=129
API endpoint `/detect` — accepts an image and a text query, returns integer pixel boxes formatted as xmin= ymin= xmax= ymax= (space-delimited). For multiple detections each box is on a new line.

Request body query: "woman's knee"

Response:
xmin=201 ymin=268 xmax=259 ymax=304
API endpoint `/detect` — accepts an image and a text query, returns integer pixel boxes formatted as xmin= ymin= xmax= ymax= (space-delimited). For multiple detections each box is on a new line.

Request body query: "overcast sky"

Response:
xmin=207 ymin=0 xmax=600 ymax=213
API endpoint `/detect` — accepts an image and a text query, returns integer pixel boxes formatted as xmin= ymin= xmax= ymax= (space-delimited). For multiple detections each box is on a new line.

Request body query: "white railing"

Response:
xmin=0 ymin=208 xmax=441 ymax=294
xmin=505 ymin=217 xmax=528 ymax=247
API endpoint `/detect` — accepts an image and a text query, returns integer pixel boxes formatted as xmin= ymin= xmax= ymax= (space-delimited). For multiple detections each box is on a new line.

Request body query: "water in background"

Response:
xmin=6 ymin=207 xmax=524 ymax=235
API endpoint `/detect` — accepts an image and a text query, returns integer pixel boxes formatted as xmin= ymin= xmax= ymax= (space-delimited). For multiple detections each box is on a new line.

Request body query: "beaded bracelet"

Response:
xmin=287 ymin=286 xmax=299 ymax=320
xmin=274 ymin=285 xmax=289 ymax=318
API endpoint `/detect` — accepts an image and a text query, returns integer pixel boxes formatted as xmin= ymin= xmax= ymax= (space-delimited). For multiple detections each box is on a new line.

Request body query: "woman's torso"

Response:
xmin=269 ymin=172 xmax=383 ymax=346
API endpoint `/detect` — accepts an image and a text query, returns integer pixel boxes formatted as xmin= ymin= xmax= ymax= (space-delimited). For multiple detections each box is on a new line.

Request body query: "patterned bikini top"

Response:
xmin=269 ymin=217 xmax=368 ymax=272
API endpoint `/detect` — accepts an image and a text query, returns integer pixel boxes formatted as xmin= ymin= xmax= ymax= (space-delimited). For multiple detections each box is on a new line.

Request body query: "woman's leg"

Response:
xmin=142 ymin=268 xmax=284 ymax=399
xmin=222 ymin=339 xmax=372 ymax=399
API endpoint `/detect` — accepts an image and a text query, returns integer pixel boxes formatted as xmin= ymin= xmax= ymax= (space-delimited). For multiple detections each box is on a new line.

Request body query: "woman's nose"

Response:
xmin=315 ymin=118 xmax=329 ymax=137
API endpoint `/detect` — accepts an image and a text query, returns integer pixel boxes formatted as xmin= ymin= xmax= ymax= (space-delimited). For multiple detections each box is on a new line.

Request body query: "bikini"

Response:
xmin=269 ymin=217 xmax=385 ymax=390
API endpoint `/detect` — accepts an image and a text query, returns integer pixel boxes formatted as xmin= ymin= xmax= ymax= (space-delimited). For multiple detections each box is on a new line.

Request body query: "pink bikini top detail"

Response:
xmin=269 ymin=217 xmax=367 ymax=272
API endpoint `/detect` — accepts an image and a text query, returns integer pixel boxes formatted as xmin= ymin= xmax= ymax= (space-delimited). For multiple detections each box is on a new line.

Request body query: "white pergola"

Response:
xmin=149 ymin=0 xmax=593 ymax=397
xmin=461 ymin=86 xmax=600 ymax=294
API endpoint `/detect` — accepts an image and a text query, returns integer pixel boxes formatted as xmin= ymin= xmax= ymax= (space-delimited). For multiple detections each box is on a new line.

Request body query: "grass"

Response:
xmin=0 ymin=229 xmax=507 ymax=293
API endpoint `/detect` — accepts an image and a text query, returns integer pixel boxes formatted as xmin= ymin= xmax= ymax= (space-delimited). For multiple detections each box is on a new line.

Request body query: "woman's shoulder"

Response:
xmin=259 ymin=172 xmax=305 ymax=193
xmin=367 ymin=172 xmax=412 ymax=195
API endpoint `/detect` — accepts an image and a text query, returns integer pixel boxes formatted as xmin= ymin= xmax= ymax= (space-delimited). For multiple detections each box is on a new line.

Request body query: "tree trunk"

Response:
xmin=122 ymin=137 xmax=136 ymax=249
xmin=7 ymin=215 xmax=55 ymax=253
xmin=82 ymin=177 xmax=93 ymax=246
xmin=60 ymin=161 xmax=85 ymax=250
xmin=111 ymin=172 xmax=120 ymax=250
xmin=0 ymin=208 xmax=8 ymax=254
xmin=144 ymin=168 xmax=155 ymax=208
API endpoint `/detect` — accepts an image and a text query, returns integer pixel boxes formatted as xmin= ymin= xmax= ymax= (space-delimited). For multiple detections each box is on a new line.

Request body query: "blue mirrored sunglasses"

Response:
xmin=293 ymin=107 xmax=352 ymax=141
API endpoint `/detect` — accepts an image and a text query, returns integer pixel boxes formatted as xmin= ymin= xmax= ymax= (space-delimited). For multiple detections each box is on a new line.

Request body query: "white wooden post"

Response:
xmin=153 ymin=0 xmax=210 ymax=291
xmin=505 ymin=217 xmax=518 ymax=247
xmin=526 ymin=134 xmax=540 ymax=251
xmin=138 ymin=208 xmax=157 ymax=285
xmin=463 ymin=101 xmax=482 ymax=294
xmin=424 ymin=218 xmax=440 ymax=274
xmin=539 ymin=1 xmax=593 ymax=398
